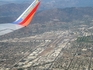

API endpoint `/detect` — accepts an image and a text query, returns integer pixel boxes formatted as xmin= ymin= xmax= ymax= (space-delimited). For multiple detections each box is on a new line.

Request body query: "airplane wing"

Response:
xmin=0 ymin=0 xmax=41 ymax=36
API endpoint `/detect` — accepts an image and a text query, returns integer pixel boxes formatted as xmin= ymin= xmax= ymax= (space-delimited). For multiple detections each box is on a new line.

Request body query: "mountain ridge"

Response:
xmin=0 ymin=0 xmax=93 ymax=9
xmin=0 ymin=5 xmax=93 ymax=39
xmin=0 ymin=3 xmax=93 ymax=23
xmin=32 ymin=7 xmax=93 ymax=24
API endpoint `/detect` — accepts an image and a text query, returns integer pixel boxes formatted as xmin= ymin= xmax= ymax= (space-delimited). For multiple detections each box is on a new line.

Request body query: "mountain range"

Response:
xmin=0 ymin=3 xmax=30 ymax=23
xmin=0 ymin=3 xmax=93 ymax=23
xmin=0 ymin=3 xmax=93 ymax=39
xmin=0 ymin=0 xmax=93 ymax=9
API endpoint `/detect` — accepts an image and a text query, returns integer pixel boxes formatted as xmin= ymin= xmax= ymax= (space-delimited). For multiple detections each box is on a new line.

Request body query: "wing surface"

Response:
xmin=0 ymin=24 xmax=23 ymax=35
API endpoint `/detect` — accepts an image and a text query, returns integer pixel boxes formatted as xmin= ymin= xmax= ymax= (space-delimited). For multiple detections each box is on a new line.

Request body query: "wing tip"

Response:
xmin=12 ymin=0 xmax=40 ymax=27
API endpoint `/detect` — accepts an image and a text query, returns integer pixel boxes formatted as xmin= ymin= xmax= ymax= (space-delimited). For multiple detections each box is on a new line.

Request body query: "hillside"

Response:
xmin=0 ymin=4 xmax=93 ymax=39
xmin=0 ymin=3 xmax=30 ymax=23
xmin=33 ymin=7 xmax=93 ymax=23
xmin=1 ymin=0 xmax=93 ymax=9
xmin=0 ymin=3 xmax=93 ymax=23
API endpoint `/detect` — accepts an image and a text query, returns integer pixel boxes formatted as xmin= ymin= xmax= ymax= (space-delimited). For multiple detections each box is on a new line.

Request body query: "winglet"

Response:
xmin=13 ymin=0 xmax=41 ymax=26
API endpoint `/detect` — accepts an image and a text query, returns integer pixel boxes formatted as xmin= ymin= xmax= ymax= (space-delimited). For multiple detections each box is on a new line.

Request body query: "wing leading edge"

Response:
xmin=0 ymin=0 xmax=41 ymax=36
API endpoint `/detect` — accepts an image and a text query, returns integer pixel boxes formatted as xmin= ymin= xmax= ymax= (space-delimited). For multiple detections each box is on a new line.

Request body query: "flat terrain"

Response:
xmin=0 ymin=22 xmax=93 ymax=70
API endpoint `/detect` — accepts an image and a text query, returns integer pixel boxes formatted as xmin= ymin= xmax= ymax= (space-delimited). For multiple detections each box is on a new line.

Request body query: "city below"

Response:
xmin=0 ymin=23 xmax=93 ymax=70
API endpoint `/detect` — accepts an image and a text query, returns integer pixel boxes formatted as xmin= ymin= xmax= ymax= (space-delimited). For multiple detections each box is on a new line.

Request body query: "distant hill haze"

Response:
xmin=0 ymin=3 xmax=30 ymax=23
xmin=0 ymin=0 xmax=93 ymax=9
xmin=0 ymin=3 xmax=93 ymax=23
xmin=0 ymin=3 xmax=93 ymax=39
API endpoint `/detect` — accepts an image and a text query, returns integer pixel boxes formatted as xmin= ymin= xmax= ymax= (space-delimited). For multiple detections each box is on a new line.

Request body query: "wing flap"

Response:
xmin=0 ymin=23 xmax=23 ymax=35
